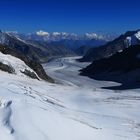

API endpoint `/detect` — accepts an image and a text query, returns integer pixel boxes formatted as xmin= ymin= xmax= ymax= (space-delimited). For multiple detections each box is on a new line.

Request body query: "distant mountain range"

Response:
xmin=1 ymin=29 xmax=140 ymax=88
xmin=79 ymin=30 xmax=140 ymax=62
xmin=0 ymin=31 xmax=76 ymax=62
xmin=8 ymin=31 xmax=117 ymax=55
xmin=0 ymin=30 xmax=111 ymax=82
xmin=0 ymin=29 xmax=119 ymax=83
xmin=8 ymin=30 xmax=117 ymax=42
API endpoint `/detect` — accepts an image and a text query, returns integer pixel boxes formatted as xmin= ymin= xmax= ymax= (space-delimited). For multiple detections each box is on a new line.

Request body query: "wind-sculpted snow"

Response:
xmin=0 ymin=99 xmax=15 ymax=140
xmin=0 ymin=100 xmax=14 ymax=134
xmin=0 ymin=57 xmax=140 ymax=140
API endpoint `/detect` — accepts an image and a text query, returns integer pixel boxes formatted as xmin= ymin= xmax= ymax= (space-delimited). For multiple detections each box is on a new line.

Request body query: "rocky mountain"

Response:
xmin=46 ymin=39 xmax=107 ymax=55
xmin=9 ymin=30 xmax=116 ymax=42
xmin=79 ymin=30 xmax=140 ymax=62
xmin=9 ymin=31 xmax=118 ymax=55
xmin=26 ymin=40 xmax=76 ymax=60
xmin=0 ymin=44 xmax=54 ymax=82
xmin=126 ymin=31 xmax=140 ymax=46
xmin=80 ymin=44 xmax=140 ymax=89
xmin=0 ymin=31 xmax=75 ymax=62
xmin=0 ymin=31 xmax=49 ymax=61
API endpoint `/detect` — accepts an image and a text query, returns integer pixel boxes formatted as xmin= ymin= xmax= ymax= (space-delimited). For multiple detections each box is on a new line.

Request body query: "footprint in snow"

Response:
xmin=0 ymin=100 xmax=14 ymax=134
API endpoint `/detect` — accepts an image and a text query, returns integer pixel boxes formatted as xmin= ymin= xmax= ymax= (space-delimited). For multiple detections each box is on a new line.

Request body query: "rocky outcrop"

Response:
xmin=20 ymin=69 xmax=39 ymax=80
xmin=0 ymin=45 xmax=54 ymax=82
xmin=0 ymin=62 xmax=15 ymax=74
xmin=0 ymin=31 xmax=75 ymax=63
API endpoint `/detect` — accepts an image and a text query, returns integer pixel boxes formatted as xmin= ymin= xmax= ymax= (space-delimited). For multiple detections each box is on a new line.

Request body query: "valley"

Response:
xmin=0 ymin=0 xmax=140 ymax=139
xmin=0 ymin=56 xmax=139 ymax=140
xmin=0 ymin=29 xmax=140 ymax=140
xmin=44 ymin=57 xmax=120 ymax=88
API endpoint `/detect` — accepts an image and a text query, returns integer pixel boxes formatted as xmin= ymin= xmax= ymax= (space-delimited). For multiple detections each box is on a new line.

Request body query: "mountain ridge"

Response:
xmin=0 ymin=44 xmax=54 ymax=82
xmin=80 ymin=44 xmax=140 ymax=89
xmin=0 ymin=31 xmax=75 ymax=62
xmin=79 ymin=29 xmax=140 ymax=62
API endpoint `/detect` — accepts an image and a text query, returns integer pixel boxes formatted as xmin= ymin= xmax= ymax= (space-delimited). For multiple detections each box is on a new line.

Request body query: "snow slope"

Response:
xmin=0 ymin=52 xmax=39 ymax=78
xmin=0 ymin=56 xmax=140 ymax=140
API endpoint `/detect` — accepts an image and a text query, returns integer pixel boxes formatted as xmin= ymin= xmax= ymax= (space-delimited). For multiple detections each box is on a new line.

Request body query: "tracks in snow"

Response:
xmin=0 ymin=100 xmax=14 ymax=134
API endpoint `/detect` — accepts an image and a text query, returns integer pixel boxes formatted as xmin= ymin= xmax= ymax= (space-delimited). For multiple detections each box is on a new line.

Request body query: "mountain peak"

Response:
xmin=125 ymin=30 xmax=140 ymax=47
xmin=36 ymin=30 xmax=49 ymax=36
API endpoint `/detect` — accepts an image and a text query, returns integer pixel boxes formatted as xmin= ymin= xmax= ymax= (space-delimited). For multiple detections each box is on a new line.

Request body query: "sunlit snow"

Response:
xmin=0 ymin=56 xmax=140 ymax=140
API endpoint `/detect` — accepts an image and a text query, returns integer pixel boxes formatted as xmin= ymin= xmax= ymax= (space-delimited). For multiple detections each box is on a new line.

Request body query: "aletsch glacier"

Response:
xmin=0 ymin=54 xmax=140 ymax=140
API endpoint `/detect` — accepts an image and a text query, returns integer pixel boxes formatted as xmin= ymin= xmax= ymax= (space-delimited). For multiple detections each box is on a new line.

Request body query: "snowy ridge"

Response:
xmin=0 ymin=31 xmax=9 ymax=44
xmin=126 ymin=31 xmax=140 ymax=46
xmin=135 ymin=31 xmax=140 ymax=40
xmin=35 ymin=30 xmax=117 ymax=41
xmin=7 ymin=30 xmax=117 ymax=42
xmin=0 ymin=52 xmax=39 ymax=79
xmin=0 ymin=31 xmax=29 ymax=46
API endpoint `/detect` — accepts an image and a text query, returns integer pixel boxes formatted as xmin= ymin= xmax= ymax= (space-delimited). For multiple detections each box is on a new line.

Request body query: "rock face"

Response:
xmin=80 ymin=45 xmax=140 ymax=89
xmin=26 ymin=40 xmax=76 ymax=61
xmin=0 ymin=45 xmax=54 ymax=82
xmin=20 ymin=69 xmax=39 ymax=80
xmin=79 ymin=30 xmax=140 ymax=62
xmin=27 ymin=60 xmax=54 ymax=82
xmin=10 ymin=31 xmax=116 ymax=56
xmin=0 ymin=62 xmax=15 ymax=74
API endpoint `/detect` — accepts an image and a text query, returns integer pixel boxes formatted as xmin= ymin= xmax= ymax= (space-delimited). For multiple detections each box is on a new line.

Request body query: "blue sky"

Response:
xmin=0 ymin=0 xmax=140 ymax=34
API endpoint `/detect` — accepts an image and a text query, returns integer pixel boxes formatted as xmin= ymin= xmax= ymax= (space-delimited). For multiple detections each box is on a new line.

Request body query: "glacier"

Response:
xmin=0 ymin=56 xmax=140 ymax=140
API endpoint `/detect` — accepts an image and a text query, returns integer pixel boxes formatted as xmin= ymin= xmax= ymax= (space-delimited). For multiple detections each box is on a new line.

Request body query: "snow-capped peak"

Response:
xmin=125 ymin=30 xmax=140 ymax=47
xmin=52 ymin=32 xmax=61 ymax=36
xmin=3 ymin=30 xmax=117 ymax=42
xmin=6 ymin=31 xmax=19 ymax=34
xmin=135 ymin=31 xmax=140 ymax=40
xmin=126 ymin=36 xmax=132 ymax=47
xmin=36 ymin=30 xmax=49 ymax=36
xmin=84 ymin=33 xmax=117 ymax=41
xmin=85 ymin=33 xmax=98 ymax=39
xmin=35 ymin=31 xmax=79 ymax=41
xmin=0 ymin=31 xmax=10 ymax=45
